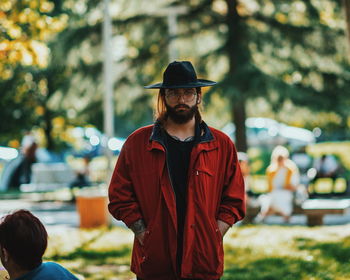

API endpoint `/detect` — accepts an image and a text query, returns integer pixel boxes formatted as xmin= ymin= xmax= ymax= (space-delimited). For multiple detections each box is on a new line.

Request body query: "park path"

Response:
xmin=1 ymin=198 xmax=350 ymax=230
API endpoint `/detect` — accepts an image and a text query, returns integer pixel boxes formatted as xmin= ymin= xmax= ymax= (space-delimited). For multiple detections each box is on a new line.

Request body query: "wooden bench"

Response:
xmin=245 ymin=198 xmax=350 ymax=226
xmin=245 ymin=175 xmax=350 ymax=226
xmin=296 ymin=199 xmax=350 ymax=226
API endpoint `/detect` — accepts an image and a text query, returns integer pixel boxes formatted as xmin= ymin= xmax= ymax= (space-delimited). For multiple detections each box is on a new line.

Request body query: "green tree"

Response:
xmin=3 ymin=0 xmax=350 ymax=151
xmin=0 ymin=0 xmax=68 ymax=148
xmin=94 ymin=0 xmax=350 ymax=150
xmin=182 ymin=0 xmax=350 ymax=150
xmin=0 ymin=0 xmax=67 ymax=79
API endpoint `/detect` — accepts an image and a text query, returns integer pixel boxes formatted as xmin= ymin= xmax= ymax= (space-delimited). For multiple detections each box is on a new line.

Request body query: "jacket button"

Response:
xmin=190 ymin=224 xmax=196 ymax=229
xmin=187 ymin=274 xmax=193 ymax=277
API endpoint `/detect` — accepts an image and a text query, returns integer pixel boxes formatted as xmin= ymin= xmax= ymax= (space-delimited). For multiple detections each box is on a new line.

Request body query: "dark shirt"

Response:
xmin=163 ymin=123 xmax=201 ymax=271
xmin=165 ymin=132 xmax=194 ymax=237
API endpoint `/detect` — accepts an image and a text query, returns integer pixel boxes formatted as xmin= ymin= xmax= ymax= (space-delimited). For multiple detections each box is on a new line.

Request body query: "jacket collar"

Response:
xmin=148 ymin=120 xmax=215 ymax=151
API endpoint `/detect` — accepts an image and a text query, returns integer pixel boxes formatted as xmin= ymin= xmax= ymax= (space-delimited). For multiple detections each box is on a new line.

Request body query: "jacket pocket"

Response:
xmin=196 ymin=165 xmax=214 ymax=177
xmin=195 ymin=166 xmax=218 ymax=208
xmin=192 ymin=218 xmax=224 ymax=275
xmin=138 ymin=221 xmax=173 ymax=277
xmin=131 ymin=221 xmax=154 ymax=274
xmin=140 ymin=223 xmax=153 ymax=249
xmin=211 ymin=219 xmax=223 ymax=244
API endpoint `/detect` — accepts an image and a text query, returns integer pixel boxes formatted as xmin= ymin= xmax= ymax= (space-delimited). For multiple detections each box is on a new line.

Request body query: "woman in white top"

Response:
xmin=256 ymin=146 xmax=299 ymax=223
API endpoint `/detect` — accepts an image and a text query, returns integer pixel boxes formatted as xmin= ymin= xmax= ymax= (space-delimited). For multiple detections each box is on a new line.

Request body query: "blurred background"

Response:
xmin=1 ymin=0 xmax=350 ymax=279
xmin=1 ymin=0 xmax=350 ymax=183
xmin=1 ymin=0 xmax=350 ymax=178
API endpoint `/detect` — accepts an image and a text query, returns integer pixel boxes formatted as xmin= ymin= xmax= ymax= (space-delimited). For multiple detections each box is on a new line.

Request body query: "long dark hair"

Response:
xmin=155 ymin=88 xmax=202 ymax=124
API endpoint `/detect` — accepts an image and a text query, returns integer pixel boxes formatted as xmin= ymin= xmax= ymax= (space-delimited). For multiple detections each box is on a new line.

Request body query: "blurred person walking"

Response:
xmin=108 ymin=61 xmax=245 ymax=280
xmin=0 ymin=210 xmax=78 ymax=280
xmin=0 ymin=134 xmax=37 ymax=191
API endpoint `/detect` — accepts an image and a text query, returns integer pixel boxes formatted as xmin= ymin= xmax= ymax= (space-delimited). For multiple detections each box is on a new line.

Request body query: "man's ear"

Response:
xmin=196 ymin=92 xmax=202 ymax=104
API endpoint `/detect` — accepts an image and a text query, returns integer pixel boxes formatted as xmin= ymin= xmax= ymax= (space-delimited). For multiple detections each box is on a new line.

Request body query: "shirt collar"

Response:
xmin=150 ymin=119 xmax=214 ymax=145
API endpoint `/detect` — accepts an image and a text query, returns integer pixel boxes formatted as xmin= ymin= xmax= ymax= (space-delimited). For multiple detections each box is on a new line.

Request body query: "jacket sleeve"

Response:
xmin=108 ymin=143 xmax=143 ymax=228
xmin=217 ymin=140 xmax=246 ymax=226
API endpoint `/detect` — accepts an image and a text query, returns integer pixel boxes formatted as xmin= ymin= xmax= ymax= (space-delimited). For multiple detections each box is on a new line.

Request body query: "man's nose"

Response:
xmin=177 ymin=93 xmax=186 ymax=101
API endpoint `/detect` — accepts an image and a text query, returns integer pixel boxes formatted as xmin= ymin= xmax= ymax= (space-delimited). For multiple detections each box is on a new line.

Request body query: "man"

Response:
xmin=108 ymin=61 xmax=245 ymax=280
xmin=0 ymin=210 xmax=78 ymax=280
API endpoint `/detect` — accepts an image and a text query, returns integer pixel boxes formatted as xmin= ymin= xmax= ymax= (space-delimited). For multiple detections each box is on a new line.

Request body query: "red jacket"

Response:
xmin=108 ymin=122 xmax=245 ymax=280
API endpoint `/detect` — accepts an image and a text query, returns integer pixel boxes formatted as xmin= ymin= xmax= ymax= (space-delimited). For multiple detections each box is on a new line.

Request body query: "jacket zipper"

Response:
xmin=165 ymin=149 xmax=176 ymax=194
xmin=156 ymin=141 xmax=176 ymax=195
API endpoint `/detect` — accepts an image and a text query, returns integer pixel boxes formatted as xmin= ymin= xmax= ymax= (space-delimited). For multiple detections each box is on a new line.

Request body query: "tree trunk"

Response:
xmin=43 ymin=104 xmax=54 ymax=151
xmin=233 ymin=98 xmax=248 ymax=152
xmin=225 ymin=0 xmax=248 ymax=152
xmin=344 ymin=0 xmax=350 ymax=58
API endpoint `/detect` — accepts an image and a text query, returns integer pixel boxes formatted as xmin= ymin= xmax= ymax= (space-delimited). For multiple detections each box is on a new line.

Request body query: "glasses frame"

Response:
xmin=165 ymin=88 xmax=197 ymax=103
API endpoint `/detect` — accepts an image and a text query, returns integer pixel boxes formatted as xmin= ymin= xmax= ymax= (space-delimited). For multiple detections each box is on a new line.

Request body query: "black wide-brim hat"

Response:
xmin=144 ymin=61 xmax=217 ymax=89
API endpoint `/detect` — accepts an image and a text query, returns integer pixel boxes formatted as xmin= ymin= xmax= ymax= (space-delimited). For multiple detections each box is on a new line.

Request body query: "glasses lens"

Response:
xmin=166 ymin=89 xmax=196 ymax=102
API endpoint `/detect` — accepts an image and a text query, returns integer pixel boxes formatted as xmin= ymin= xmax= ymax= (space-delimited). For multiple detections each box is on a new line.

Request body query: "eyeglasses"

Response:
xmin=165 ymin=88 xmax=197 ymax=102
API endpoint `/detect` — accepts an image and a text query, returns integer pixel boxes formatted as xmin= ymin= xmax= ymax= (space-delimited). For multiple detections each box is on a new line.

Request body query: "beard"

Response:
xmin=165 ymin=103 xmax=198 ymax=124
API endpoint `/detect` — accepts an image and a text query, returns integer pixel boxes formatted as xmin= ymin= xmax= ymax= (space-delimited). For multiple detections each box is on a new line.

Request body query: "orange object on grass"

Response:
xmin=76 ymin=196 xmax=109 ymax=228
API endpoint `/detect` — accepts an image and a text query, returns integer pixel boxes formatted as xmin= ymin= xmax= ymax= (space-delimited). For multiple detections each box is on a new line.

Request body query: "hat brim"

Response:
xmin=144 ymin=79 xmax=217 ymax=89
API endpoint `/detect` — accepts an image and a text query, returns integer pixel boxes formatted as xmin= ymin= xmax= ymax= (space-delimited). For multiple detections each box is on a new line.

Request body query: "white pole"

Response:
xmin=168 ymin=13 xmax=178 ymax=61
xmin=154 ymin=6 xmax=188 ymax=62
xmin=103 ymin=0 xmax=114 ymax=182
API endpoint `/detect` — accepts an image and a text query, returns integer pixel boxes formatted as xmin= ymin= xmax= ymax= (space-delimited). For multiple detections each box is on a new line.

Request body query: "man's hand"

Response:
xmin=136 ymin=231 xmax=146 ymax=246
xmin=217 ymin=220 xmax=230 ymax=237
xmin=130 ymin=219 xmax=146 ymax=245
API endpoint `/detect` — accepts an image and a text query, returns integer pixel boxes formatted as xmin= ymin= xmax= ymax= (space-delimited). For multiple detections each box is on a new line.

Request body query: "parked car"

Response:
xmin=221 ymin=117 xmax=315 ymax=149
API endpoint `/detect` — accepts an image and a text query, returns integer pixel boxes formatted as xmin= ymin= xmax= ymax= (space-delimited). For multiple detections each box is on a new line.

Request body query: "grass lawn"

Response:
xmin=44 ymin=224 xmax=350 ymax=280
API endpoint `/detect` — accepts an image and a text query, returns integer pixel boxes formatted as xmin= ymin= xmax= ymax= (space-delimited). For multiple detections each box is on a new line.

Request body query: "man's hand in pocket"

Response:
xmin=217 ymin=220 xmax=230 ymax=237
xmin=136 ymin=231 xmax=146 ymax=246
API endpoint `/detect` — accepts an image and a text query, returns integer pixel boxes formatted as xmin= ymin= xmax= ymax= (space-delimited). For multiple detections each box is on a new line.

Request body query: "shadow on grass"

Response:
xmin=49 ymin=227 xmax=133 ymax=264
xmin=49 ymin=245 xmax=131 ymax=262
xmin=223 ymin=235 xmax=350 ymax=280
xmin=223 ymin=257 xmax=326 ymax=280
xmin=296 ymin=237 xmax=350 ymax=263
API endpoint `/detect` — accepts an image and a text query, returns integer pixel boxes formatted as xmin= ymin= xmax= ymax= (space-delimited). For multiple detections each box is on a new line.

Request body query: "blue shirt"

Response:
xmin=15 ymin=262 xmax=78 ymax=280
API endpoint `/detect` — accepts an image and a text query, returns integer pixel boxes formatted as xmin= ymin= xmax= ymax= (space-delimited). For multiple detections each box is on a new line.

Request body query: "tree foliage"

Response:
xmin=100 ymin=0 xmax=350 ymax=150
xmin=0 ymin=0 xmax=67 ymax=79
xmin=1 ymin=0 xmax=350 ymax=151
xmin=0 ymin=0 xmax=68 ymax=148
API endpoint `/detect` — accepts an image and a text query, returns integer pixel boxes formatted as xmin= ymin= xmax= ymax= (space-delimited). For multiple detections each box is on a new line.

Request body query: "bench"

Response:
xmin=20 ymin=162 xmax=75 ymax=192
xmin=245 ymin=198 xmax=350 ymax=226
xmin=296 ymin=199 xmax=350 ymax=226
xmin=245 ymin=175 xmax=350 ymax=226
